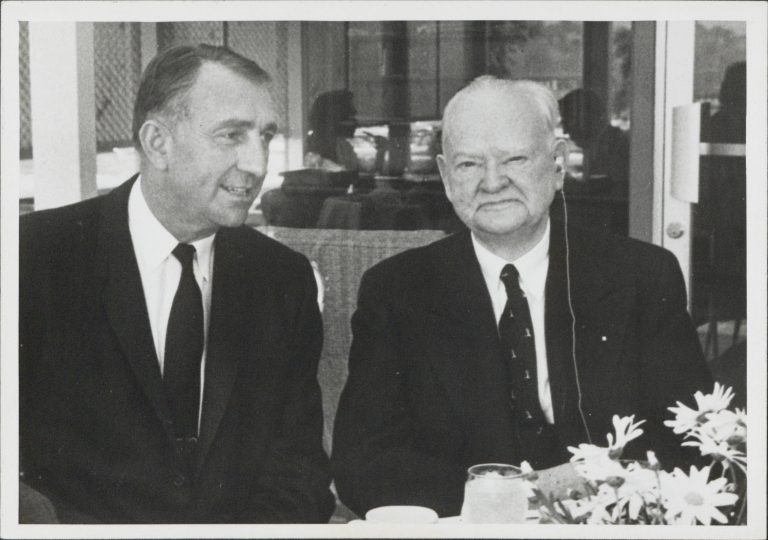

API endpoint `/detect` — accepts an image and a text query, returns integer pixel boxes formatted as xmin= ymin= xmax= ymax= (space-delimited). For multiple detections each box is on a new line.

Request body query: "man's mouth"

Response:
xmin=480 ymin=198 xmax=519 ymax=209
xmin=222 ymin=186 xmax=252 ymax=196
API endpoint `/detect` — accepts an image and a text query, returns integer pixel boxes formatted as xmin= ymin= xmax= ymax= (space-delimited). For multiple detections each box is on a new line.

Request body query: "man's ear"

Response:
xmin=138 ymin=120 xmax=172 ymax=171
xmin=552 ymin=138 xmax=569 ymax=191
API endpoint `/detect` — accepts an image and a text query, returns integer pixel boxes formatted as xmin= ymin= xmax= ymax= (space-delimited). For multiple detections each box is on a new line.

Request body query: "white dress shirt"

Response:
xmin=471 ymin=220 xmax=554 ymax=424
xmin=128 ymin=177 xmax=215 ymax=431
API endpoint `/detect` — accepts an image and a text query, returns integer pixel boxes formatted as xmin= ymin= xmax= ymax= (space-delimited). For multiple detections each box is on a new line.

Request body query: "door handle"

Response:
xmin=666 ymin=222 xmax=685 ymax=239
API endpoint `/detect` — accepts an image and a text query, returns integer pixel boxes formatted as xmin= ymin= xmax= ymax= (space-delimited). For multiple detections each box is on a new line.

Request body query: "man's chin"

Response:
xmin=215 ymin=209 xmax=252 ymax=229
xmin=472 ymin=215 xmax=527 ymax=237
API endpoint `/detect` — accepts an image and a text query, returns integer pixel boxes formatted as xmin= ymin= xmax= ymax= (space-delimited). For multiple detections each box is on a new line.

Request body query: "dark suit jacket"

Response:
xmin=19 ymin=177 xmax=335 ymax=523
xmin=332 ymin=218 xmax=713 ymax=517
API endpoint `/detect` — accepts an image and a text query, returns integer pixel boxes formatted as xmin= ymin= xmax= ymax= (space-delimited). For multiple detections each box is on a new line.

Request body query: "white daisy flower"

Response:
xmin=700 ymin=383 xmax=736 ymax=412
xmin=568 ymin=443 xmax=611 ymax=463
xmin=660 ymin=465 xmax=739 ymax=525
xmin=701 ymin=408 xmax=747 ymax=446
xmin=613 ymin=464 xmax=660 ymax=521
xmin=572 ymin=453 xmax=627 ymax=484
xmin=683 ymin=435 xmax=747 ymax=471
xmin=665 ymin=383 xmax=735 ymax=435
xmin=607 ymin=415 xmax=646 ymax=454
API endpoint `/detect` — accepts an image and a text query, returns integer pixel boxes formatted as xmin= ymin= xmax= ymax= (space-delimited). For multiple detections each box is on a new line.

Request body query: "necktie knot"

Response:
xmin=172 ymin=243 xmax=196 ymax=269
xmin=500 ymin=263 xmax=520 ymax=292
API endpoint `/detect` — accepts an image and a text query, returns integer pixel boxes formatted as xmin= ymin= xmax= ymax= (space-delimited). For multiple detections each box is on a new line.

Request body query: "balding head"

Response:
xmin=436 ymin=76 xmax=568 ymax=261
xmin=441 ymin=77 xmax=561 ymax=154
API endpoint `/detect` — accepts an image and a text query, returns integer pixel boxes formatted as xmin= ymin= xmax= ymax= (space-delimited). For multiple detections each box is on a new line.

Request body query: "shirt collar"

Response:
xmin=128 ymin=176 xmax=215 ymax=281
xmin=471 ymin=219 xmax=550 ymax=298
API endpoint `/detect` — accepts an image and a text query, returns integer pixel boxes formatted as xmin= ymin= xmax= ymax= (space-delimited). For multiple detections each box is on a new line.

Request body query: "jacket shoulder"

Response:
xmin=221 ymin=225 xmax=315 ymax=274
xmin=357 ymin=232 xmax=464 ymax=299
xmin=20 ymin=197 xmax=104 ymax=258
xmin=569 ymin=225 xmax=677 ymax=271
xmin=562 ymin=224 xmax=683 ymax=298
xmin=365 ymin=232 xmax=458 ymax=275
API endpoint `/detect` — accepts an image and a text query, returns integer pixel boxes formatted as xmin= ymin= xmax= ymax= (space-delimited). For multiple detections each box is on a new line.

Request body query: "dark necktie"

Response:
xmin=499 ymin=263 xmax=551 ymax=466
xmin=164 ymin=243 xmax=204 ymax=441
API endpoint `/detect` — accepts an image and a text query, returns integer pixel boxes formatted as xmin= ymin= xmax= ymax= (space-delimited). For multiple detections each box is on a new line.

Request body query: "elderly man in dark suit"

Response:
xmin=20 ymin=44 xmax=334 ymax=523
xmin=332 ymin=77 xmax=712 ymax=518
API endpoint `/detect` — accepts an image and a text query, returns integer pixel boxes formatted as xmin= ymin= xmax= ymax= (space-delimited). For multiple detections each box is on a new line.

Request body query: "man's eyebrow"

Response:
xmin=213 ymin=119 xmax=253 ymax=130
xmin=212 ymin=119 xmax=278 ymax=132
xmin=451 ymin=151 xmax=483 ymax=159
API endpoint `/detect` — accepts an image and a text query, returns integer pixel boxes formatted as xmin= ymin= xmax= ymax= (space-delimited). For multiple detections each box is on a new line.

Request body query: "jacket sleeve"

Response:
xmin=635 ymin=248 xmax=714 ymax=469
xmin=237 ymin=261 xmax=335 ymax=523
xmin=332 ymin=269 xmax=467 ymax=518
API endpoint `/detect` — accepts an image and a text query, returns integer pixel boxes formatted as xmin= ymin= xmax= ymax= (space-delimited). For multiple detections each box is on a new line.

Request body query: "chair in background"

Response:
xmin=260 ymin=169 xmax=357 ymax=228
xmin=259 ymin=226 xmax=447 ymax=454
xmin=259 ymin=226 xmax=446 ymax=522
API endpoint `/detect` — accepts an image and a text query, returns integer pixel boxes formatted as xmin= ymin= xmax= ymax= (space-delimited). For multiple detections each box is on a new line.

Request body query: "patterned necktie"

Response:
xmin=164 ymin=243 xmax=204 ymax=440
xmin=498 ymin=263 xmax=548 ymax=460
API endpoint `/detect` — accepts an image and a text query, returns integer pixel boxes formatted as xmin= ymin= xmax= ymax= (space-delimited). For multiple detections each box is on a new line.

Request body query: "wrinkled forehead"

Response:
xmin=442 ymin=90 xmax=552 ymax=154
xmin=181 ymin=63 xmax=278 ymax=125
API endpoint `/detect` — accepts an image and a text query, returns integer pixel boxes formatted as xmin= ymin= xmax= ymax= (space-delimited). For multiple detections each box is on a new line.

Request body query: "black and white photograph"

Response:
xmin=1 ymin=1 xmax=766 ymax=538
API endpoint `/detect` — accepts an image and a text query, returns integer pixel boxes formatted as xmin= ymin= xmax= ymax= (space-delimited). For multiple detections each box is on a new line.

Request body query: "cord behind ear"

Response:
xmin=561 ymin=188 xmax=593 ymax=444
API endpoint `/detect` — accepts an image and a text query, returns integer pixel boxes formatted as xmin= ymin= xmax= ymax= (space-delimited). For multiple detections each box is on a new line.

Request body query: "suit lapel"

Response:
xmin=94 ymin=176 xmax=174 ymax=440
xmin=422 ymin=233 xmax=512 ymax=429
xmin=195 ymin=229 xmax=264 ymax=470
xmin=544 ymin=219 xmax=579 ymax=433
xmin=546 ymin=219 xmax=635 ymax=447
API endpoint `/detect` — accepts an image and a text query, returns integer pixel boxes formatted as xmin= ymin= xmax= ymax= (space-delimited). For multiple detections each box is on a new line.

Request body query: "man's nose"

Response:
xmin=237 ymin=135 xmax=268 ymax=178
xmin=479 ymin=159 xmax=508 ymax=192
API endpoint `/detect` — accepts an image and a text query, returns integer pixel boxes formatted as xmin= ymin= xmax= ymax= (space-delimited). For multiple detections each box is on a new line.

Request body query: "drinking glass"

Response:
xmin=460 ymin=463 xmax=529 ymax=523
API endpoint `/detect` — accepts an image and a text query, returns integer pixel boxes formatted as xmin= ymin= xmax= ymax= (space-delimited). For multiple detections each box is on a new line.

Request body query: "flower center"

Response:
xmin=684 ymin=492 xmax=705 ymax=506
xmin=695 ymin=412 xmax=710 ymax=423
xmin=606 ymin=476 xmax=625 ymax=488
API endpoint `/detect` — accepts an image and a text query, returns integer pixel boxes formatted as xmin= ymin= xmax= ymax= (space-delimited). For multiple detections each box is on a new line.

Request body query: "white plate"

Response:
xmin=348 ymin=510 xmax=539 ymax=525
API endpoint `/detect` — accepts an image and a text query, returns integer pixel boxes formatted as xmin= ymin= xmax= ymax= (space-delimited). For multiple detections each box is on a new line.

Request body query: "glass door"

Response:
xmin=659 ymin=21 xmax=747 ymax=407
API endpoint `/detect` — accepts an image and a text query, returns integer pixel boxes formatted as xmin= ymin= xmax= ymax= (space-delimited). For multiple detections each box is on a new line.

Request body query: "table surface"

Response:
xmin=348 ymin=510 xmax=540 ymax=525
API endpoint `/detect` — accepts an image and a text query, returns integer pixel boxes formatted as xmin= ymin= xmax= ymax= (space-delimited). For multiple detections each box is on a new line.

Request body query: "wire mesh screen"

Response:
xmin=157 ymin=22 xmax=224 ymax=49
xmin=227 ymin=21 xmax=289 ymax=131
xmin=94 ymin=22 xmax=143 ymax=150
xmin=156 ymin=22 xmax=288 ymax=131
xmin=19 ymin=21 xmax=289 ymax=158
xmin=20 ymin=21 xmax=32 ymax=157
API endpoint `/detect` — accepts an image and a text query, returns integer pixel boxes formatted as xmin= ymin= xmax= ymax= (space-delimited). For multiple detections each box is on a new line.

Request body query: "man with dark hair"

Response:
xmin=20 ymin=44 xmax=334 ymax=523
xmin=332 ymin=77 xmax=712 ymax=517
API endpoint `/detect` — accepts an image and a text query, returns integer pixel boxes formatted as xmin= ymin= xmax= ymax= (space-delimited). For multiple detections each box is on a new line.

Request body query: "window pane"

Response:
xmin=690 ymin=22 xmax=746 ymax=402
xmin=488 ymin=21 xmax=583 ymax=96
xmin=19 ymin=21 xmax=32 ymax=159
xmin=94 ymin=22 xmax=142 ymax=151
xmin=407 ymin=21 xmax=438 ymax=118
xmin=348 ymin=22 xmax=387 ymax=121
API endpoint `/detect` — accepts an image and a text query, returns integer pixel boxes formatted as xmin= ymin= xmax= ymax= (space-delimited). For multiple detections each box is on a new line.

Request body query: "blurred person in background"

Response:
xmin=304 ymin=89 xmax=359 ymax=171
xmin=559 ymin=88 xmax=629 ymax=190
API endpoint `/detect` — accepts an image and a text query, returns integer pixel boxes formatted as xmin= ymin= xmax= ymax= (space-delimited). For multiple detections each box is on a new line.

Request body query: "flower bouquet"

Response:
xmin=526 ymin=383 xmax=747 ymax=525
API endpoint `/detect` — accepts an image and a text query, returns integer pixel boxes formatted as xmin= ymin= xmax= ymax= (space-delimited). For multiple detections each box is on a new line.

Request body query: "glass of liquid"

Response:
xmin=460 ymin=463 xmax=529 ymax=523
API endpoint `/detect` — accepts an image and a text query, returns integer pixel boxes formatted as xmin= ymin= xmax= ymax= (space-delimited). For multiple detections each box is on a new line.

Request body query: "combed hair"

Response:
xmin=441 ymin=76 xmax=561 ymax=150
xmin=132 ymin=44 xmax=271 ymax=149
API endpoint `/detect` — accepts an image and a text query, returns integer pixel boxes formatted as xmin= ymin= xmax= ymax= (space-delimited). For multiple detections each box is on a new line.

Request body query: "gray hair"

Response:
xmin=132 ymin=44 xmax=271 ymax=151
xmin=441 ymin=76 xmax=561 ymax=151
